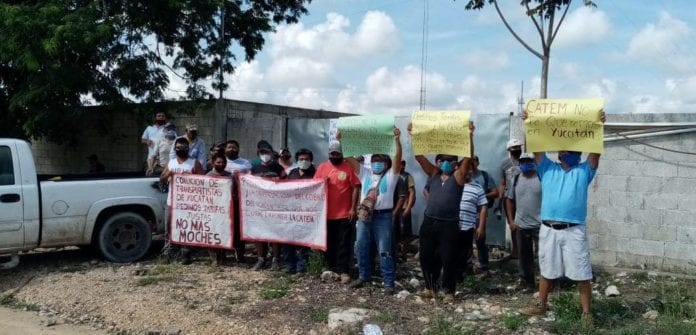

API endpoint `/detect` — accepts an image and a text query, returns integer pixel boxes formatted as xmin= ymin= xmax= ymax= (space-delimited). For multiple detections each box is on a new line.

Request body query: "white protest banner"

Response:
xmin=240 ymin=175 xmax=328 ymax=250
xmin=170 ymin=174 xmax=233 ymax=249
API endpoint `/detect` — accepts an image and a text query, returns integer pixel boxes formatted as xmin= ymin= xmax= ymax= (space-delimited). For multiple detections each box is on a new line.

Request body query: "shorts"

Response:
xmin=538 ymin=222 xmax=592 ymax=281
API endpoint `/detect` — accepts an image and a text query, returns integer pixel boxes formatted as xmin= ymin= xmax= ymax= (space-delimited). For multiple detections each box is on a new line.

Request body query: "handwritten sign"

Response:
xmin=170 ymin=174 xmax=233 ymax=249
xmin=411 ymin=111 xmax=471 ymax=157
xmin=337 ymin=115 xmax=395 ymax=156
xmin=240 ymin=175 xmax=328 ymax=250
xmin=525 ymin=98 xmax=604 ymax=153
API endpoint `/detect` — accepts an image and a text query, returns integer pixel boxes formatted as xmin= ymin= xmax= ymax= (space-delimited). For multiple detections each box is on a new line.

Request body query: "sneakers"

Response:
xmin=251 ymin=258 xmax=265 ymax=271
xmin=418 ymin=289 xmax=434 ymax=299
xmin=349 ymin=279 xmax=369 ymax=289
xmin=520 ymin=302 xmax=547 ymax=316
xmin=340 ymin=273 xmax=351 ymax=284
xmin=383 ymin=287 xmax=396 ymax=296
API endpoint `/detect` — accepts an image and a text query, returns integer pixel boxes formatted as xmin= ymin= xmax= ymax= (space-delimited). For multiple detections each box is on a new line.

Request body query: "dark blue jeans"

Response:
xmin=282 ymin=244 xmax=309 ymax=273
xmin=356 ymin=210 xmax=395 ymax=288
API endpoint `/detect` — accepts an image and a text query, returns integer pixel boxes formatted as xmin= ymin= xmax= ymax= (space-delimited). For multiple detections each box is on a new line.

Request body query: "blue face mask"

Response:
xmin=519 ymin=162 xmax=535 ymax=174
xmin=560 ymin=152 xmax=581 ymax=167
xmin=440 ymin=161 xmax=454 ymax=175
xmin=371 ymin=162 xmax=386 ymax=174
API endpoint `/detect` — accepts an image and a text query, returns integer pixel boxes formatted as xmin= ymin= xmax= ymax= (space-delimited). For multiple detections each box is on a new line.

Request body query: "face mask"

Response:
xmin=371 ymin=162 xmax=386 ymax=174
xmin=510 ymin=150 xmax=522 ymax=159
xmin=329 ymin=157 xmax=343 ymax=166
xmin=440 ymin=161 xmax=454 ymax=175
xmin=297 ymin=160 xmax=311 ymax=170
xmin=519 ymin=162 xmax=535 ymax=174
xmin=175 ymin=149 xmax=188 ymax=159
xmin=226 ymin=151 xmax=238 ymax=160
xmin=560 ymin=152 xmax=581 ymax=167
xmin=259 ymin=154 xmax=272 ymax=163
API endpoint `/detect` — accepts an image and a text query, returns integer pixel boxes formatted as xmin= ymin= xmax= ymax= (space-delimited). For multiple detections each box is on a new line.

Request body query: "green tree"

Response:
xmin=0 ymin=0 xmax=310 ymax=143
xmin=463 ymin=0 xmax=596 ymax=98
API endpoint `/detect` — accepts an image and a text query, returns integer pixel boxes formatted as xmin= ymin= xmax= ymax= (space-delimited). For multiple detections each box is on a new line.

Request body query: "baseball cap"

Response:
xmin=328 ymin=141 xmax=342 ymax=153
xmin=507 ymin=138 xmax=522 ymax=149
xmin=520 ymin=152 xmax=534 ymax=160
xmin=186 ymin=123 xmax=198 ymax=131
xmin=257 ymin=140 xmax=273 ymax=153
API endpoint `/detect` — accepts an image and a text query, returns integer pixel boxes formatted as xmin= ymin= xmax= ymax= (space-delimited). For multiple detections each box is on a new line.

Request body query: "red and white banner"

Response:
xmin=170 ymin=174 xmax=233 ymax=249
xmin=240 ymin=175 xmax=328 ymax=250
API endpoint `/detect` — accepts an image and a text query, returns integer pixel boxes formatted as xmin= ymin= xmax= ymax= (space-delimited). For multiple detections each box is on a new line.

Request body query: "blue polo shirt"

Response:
xmin=537 ymin=153 xmax=596 ymax=225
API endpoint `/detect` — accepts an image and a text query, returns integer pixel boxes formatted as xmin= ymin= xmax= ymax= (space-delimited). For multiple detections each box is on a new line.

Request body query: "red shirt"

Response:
xmin=315 ymin=161 xmax=361 ymax=220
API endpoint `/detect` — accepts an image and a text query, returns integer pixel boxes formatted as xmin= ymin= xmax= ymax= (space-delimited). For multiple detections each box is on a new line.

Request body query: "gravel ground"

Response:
xmin=3 ymin=245 xmax=686 ymax=335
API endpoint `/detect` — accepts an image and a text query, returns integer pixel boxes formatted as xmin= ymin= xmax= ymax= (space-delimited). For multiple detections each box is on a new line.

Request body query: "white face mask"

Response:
xmin=297 ymin=160 xmax=311 ymax=170
xmin=259 ymin=154 xmax=272 ymax=163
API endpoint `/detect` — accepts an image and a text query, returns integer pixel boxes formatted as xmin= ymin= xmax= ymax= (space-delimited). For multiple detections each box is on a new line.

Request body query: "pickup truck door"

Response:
xmin=0 ymin=144 xmax=23 ymax=249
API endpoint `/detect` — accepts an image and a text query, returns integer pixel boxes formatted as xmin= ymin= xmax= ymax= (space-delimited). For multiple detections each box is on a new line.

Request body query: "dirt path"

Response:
xmin=0 ymin=306 xmax=103 ymax=335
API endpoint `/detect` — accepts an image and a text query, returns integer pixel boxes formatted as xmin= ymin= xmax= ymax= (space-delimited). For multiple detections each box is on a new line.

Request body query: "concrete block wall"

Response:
xmin=31 ymin=105 xmax=215 ymax=175
xmin=588 ymin=129 xmax=696 ymax=273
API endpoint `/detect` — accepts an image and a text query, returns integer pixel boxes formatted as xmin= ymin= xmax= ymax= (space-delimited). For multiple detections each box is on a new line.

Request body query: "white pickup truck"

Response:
xmin=0 ymin=139 xmax=167 ymax=268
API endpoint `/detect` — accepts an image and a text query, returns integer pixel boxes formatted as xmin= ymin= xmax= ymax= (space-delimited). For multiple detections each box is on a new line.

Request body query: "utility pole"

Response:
xmin=418 ymin=0 xmax=429 ymax=111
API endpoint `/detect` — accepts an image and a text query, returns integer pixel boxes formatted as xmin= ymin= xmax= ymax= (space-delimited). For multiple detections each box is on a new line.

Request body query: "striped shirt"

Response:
xmin=459 ymin=182 xmax=488 ymax=231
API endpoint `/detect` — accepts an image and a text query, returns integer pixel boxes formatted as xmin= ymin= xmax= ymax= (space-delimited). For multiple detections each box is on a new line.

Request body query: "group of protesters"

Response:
xmin=142 ymin=110 xmax=606 ymax=326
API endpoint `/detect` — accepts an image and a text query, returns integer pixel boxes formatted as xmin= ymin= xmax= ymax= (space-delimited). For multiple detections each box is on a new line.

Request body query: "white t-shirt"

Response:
xmin=142 ymin=125 xmax=165 ymax=157
xmin=166 ymin=157 xmax=196 ymax=206
xmin=359 ymin=165 xmax=399 ymax=211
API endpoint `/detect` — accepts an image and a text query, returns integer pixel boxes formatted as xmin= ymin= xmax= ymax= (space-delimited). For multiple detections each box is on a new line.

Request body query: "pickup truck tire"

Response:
xmin=97 ymin=212 xmax=152 ymax=263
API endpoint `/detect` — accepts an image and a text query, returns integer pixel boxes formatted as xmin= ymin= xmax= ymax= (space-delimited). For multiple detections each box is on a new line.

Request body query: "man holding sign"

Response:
xmin=520 ymin=103 xmax=606 ymax=329
xmin=346 ymin=127 xmax=403 ymax=295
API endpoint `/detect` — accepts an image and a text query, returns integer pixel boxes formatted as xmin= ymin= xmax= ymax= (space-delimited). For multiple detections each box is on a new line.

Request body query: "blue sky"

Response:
xmin=169 ymin=0 xmax=696 ymax=115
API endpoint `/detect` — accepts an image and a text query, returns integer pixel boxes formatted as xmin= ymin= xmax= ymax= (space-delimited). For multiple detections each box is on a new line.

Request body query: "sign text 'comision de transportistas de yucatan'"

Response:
xmin=337 ymin=115 xmax=395 ymax=156
xmin=524 ymin=98 xmax=604 ymax=154
xmin=411 ymin=111 xmax=471 ymax=157
xmin=170 ymin=174 xmax=234 ymax=249
xmin=240 ymin=175 xmax=328 ymax=250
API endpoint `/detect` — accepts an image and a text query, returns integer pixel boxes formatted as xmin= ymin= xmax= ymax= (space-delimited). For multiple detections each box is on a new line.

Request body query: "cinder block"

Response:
xmin=625 ymin=209 xmax=663 ymax=226
xmin=661 ymin=257 xmax=696 ymax=273
xmin=640 ymin=160 xmax=679 ymax=177
xmin=607 ymin=223 xmax=644 ymax=239
xmin=626 ymin=176 xmax=664 ymax=193
xmin=641 ymin=224 xmax=676 ymax=242
xmin=664 ymin=242 xmax=696 ymax=261
xmin=590 ymin=250 xmax=618 ymax=267
xmin=609 ymin=191 xmax=645 ymax=209
xmin=663 ymin=177 xmax=696 ymax=195
xmin=615 ymin=252 xmax=662 ymax=270
xmin=629 ymin=239 xmax=665 ymax=257
xmin=663 ymin=210 xmax=693 ymax=227
xmin=643 ymin=193 xmax=681 ymax=210
xmin=676 ymin=227 xmax=696 ymax=244
xmin=595 ymin=206 xmax=628 ymax=224
xmin=600 ymin=159 xmax=642 ymax=177
xmin=595 ymin=234 xmax=632 ymax=252
xmin=592 ymin=174 xmax=628 ymax=192
xmin=677 ymin=164 xmax=696 ymax=178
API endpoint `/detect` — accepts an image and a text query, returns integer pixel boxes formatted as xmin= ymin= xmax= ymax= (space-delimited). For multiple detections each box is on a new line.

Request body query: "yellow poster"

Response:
xmin=525 ymin=98 xmax=604 ymax=153
xmin=411 ymin=111 xmax=471 ymax=157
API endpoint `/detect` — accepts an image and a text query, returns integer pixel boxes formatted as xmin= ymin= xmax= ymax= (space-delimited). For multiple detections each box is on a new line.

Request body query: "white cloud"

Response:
xmin=269 ymin=11 xmax=398 ymax=63
xmin=365 ymin=65 xmax=454 ymax=113
xmin=554 ymin=7 xmax=611 ymax=48
xmin=461 ymin=49 xmax=510 ymax=71
xmin=667 ymin=76 xmax=696 ymax=105
xmin=626 ymin=12 xmax=695 ymax=73
xmin=266 ymin=57 xmax=334 ymax=87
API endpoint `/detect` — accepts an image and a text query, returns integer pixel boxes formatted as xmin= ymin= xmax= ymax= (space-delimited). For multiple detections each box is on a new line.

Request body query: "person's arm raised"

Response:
xmin=587 ymin=110 xmax=606 ymax=170
xmin=392 ymin=127 xmax=403 ymax=174
xmin=454 ymin=121 xmax=475 ymax=186
xmin=407 ymin=122 xmax=437 ymax=177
